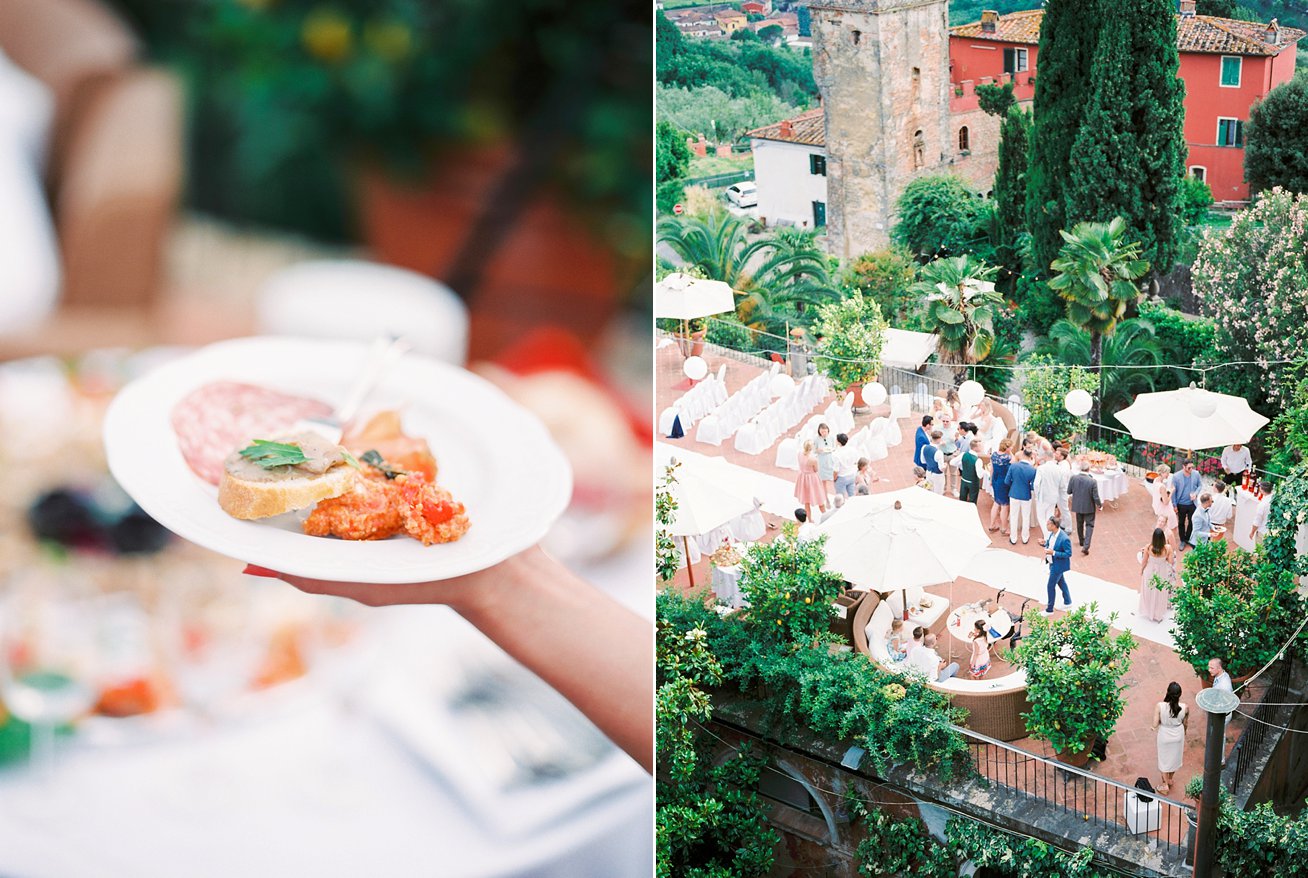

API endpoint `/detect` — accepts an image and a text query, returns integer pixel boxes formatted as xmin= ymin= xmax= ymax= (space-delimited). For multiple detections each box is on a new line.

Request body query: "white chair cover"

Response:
xmin=775 ymin=437 xmax=799 ymax=470
xmin=734 ymin=422 xmax=768 ymax=455
xmin=884 ymin=417 xmax=903 ymax=447
xmin=658 ymin=406 xmax=680 ymax=437
xmin=695 ymin=414 xmax=724 ymax=446
xmin=730 ymin=501 xmax=767 ymax=542
xmin=889 ymin=393 xmax=913 ymax=420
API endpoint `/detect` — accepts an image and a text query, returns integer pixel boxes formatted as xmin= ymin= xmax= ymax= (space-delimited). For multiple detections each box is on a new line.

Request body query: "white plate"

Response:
xmin=103 ymin=337 xmax=572 ymax=583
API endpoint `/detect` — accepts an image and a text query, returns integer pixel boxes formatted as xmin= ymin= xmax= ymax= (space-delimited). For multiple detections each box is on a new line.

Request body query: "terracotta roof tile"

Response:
xmin=747 ymin=107 xmax=825 ymax=146
xmin=949 ymin=10 xmax=1305 ymax=56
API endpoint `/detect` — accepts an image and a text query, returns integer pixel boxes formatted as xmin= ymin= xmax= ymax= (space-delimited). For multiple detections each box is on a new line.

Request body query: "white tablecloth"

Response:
xmin=711 ymin=564 xmax=744 ymax=608
xmin=1092 ymin=469 xmax=1130 ymax=504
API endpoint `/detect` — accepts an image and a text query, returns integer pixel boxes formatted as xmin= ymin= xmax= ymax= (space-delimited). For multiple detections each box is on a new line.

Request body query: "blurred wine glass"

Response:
xmin=0 ymin=577 xmax=99 ymax=778
xmin=158 ymin=572 xmax=263 ymax=720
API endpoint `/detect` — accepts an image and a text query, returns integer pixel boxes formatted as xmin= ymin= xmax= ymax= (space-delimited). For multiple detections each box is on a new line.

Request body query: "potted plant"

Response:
xmin=198 ymin=0 xmax=648 ymax=353
xmin=1171 ymin=541 xmax=1303 ymax=683
xmin=1008 ymin=604 xmax=1136 ymax=765
xmin=812 ymin=290 xmax=888 ymax=411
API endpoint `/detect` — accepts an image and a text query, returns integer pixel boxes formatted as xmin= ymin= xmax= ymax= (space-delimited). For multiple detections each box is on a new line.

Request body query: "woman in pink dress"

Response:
xmin=795 ymin=439 xmax=827 ymax=522
xmin=1138 ymin=527 xmax=1176 ymax=623
xmin=1153 ymin=464 xmax=1180 ymax=550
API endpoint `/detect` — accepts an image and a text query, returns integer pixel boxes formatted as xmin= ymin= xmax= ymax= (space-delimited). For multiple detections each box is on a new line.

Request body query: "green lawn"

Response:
xmin=688 ymin=152 xmax=755 ymax=179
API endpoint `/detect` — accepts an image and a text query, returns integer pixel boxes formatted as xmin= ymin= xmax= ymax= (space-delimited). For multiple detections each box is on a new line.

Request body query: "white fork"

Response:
xmin=295 ymin=335 xmax=411 ymax=444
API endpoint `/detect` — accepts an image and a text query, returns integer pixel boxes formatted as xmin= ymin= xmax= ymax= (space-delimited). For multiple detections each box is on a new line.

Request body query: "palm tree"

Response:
xmin=1047 ymin=217 xmax=1150 ymax=422
xmin=911 ymin=254 xmax=1004 ymax=382
xmin=1045 ymin=318 xmax=1164 ymax=426
xmin=657 ymin=212 xmax=838 ymax=336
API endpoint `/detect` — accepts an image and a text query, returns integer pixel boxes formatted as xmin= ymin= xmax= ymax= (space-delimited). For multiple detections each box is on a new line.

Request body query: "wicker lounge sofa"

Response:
xmin=851 ymin=591 xmax=1031 ymax=742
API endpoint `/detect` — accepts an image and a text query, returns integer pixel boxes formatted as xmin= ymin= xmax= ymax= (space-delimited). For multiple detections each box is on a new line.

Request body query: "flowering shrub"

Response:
xmin=1193 ymin=188 xmax=1308 ymax=410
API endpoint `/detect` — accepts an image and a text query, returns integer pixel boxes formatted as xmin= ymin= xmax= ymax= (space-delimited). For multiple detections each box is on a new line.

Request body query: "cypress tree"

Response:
xmin=1024 ymin=0 xmax=1103 ymax=275
xmin=994 ymin=105 xmax=1032 ymax=277
xmin=1066 ymin=0 xmax=1186 ymax=273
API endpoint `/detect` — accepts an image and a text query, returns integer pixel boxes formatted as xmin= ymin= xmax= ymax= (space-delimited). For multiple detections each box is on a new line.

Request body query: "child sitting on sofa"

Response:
xmin=886 ymin=619 xmax=909 ymax=662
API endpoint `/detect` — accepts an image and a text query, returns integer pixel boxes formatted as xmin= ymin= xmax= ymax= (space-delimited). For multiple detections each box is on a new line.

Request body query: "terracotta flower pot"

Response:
xmin=355 ymin=146 xmax=625 ymax=359
xmin=1054 ymin=746 xmax=1093 ymax=768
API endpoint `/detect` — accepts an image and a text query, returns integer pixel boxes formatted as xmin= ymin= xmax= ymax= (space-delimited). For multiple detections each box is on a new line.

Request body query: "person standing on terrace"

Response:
xmin=833 ymin=432 xmax=860 ymax=499
xmin=1005 ymin=449 xmax=1037 ymax=545
xmin=794 ymin=442 xmax=827 ymax=524
xmin=1152 ymin=682 xmax=1188 ymax=796
xmin=959 ymin=438 xmax=983 ymax=504
xmin=914 ymin=415 xmax=934 ymax=477
xmin=1221 ymin=443 xmax=1252 ymax=482
xmin=1042 ymin=516 xmax=1074 ymax=615
xmin=1171 ymin=459 xmax=1203 ymax=547
xmin=988 ymin=438 xmax=1013 ymax=534
xmin=921 ymin=430 xmax=946 ymax=495
xmin=815 ymin=422 xmax=837 ymax=503
xmin=1190 ymin=493 xmax=1214 ymax=547
xmin=1067 ymin=460 xmax=1102 ymax=555
xmin=1251 ymin=479 xmax=1276 ymax=545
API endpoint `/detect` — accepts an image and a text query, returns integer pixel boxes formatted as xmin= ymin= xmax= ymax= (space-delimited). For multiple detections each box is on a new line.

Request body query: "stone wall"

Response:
xmin=812 ymin=0 xmax=951 ymax=260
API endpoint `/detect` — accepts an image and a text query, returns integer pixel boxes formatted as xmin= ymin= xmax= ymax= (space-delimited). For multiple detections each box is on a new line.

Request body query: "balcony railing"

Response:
xmin=958 ymin=726 xmax=1196 ymax=869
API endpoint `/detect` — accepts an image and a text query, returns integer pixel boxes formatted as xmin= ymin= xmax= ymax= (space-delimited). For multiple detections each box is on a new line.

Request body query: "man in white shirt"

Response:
xmin=833 ymin=433 xmax=862 ymax=498
xmin=1034 ymin=451 xmax=1067 ymax=535
xmin=794 ymin=508 xmax=818 ymax=543
xmin=1250 ymin=480 xmax=1275 ymax=545
xmin=1209 ymin=657 xmax=1234 ymax=754
xmin=907 ymin=633 xmax=959 ymax=682
xmin=1221 ymin=443 xmax=1253 ymax=481
xmin=1208 ymin=480 xmax=1233 ymax=528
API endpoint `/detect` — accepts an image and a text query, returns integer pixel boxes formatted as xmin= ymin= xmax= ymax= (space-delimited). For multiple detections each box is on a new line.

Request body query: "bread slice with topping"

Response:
xmin=217 ymin=432 xmax=357 ymax=520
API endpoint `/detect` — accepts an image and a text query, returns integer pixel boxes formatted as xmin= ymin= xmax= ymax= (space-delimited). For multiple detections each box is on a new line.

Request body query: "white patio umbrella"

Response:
xmin=663 ymin=454 xmax=756 ymax=587
xmin=654 ymin=273 xmax=736 ymax=321
xmin=1114 ymin=384 xmax=1269 ymax=451
xmin=814 ymin=489 xmax=992 ymax=592
xmin=655 ymin=273 xmax=737 ymax=362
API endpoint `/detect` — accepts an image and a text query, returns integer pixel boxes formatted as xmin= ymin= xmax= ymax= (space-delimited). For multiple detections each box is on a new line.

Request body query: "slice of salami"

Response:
xmin=172 ymin=382 xmax=332 ymax=485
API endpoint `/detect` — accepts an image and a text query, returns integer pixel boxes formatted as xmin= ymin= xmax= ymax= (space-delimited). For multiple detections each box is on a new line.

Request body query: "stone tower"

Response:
xmin=810 ymin=0 xmax=952 ymax=259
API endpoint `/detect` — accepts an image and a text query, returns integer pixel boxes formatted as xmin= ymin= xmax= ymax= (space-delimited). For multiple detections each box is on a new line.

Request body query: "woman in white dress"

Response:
xmin=1152 ymin=681 xmax=1188 ymax=794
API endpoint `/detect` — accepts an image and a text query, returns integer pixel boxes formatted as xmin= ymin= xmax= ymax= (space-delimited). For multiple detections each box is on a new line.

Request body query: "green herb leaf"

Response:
xmin=238 ymin=439 xmax=308 ymax=469
xmin=341 ymin=450 xmax=362 ymax=471
xmin=360 ymin=449 xmax=405 ymax=479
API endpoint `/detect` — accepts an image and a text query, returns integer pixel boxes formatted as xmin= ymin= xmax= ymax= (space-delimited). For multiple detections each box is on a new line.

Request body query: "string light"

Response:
xmin=688 ymin=318 xmax=1307 ymax=375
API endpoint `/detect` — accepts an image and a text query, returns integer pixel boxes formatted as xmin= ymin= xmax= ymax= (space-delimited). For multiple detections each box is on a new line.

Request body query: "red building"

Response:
xmin=948 ymin=4 xmax=1304 ymax=202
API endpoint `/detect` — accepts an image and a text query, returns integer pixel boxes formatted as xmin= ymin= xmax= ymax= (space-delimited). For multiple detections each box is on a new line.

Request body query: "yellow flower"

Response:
xmin=804 ymin=597 xmax=812 ymax=604
xmin=785 ymin=592 xmax=792 ymax=600
xmin=302 ymin=9 xmax=353 ymax=63
xmin=365 ymin=19 xmax=414 ymax=62
xmin=776 ymin=619 xmax=783 ymax=626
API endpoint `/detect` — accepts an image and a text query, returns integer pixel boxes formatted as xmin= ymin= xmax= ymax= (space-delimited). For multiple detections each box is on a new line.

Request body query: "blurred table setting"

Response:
xmin=0 ymin=344 xmax=652 ymax=878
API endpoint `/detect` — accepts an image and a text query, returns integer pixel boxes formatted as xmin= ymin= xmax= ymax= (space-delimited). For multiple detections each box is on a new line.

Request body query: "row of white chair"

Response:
xmin=732 ymin=374 xmax=828 ymax=455
xmin=667 ymin=363 xmax=730 ymax=429
xmin=693 ymin=365 xmax=777 ymax=445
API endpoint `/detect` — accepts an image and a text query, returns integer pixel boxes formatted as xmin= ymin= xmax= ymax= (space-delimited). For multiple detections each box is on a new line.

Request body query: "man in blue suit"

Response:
xmin=913 ymin=415 xmax=933 ymax=476
xmin=1004 ymin=449 xmax=1038 ymax=545
xmin=1042 ymin=516 xmax=1073 ymax=614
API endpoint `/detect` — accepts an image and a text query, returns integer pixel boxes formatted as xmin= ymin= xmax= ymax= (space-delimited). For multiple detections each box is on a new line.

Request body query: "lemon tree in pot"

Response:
xmin=813 ymin=289 xmax=888 ymax=411
xmin=1009 ymin=603 xmax=1136 ymax=766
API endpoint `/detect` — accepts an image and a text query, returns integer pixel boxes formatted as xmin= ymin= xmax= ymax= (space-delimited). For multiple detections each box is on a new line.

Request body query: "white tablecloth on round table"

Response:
xmin=946 ymin=605 xmax=1012 ymax=645
xmin=1091 ymin=469 xmax=1130 ymax=504
xmin=711 ymin=564 xmax=744 ymax=608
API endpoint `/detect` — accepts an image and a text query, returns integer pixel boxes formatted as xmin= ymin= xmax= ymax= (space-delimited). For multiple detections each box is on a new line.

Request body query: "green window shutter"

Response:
xmin=1220 ymin=56 xmax=1241 ymax=87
